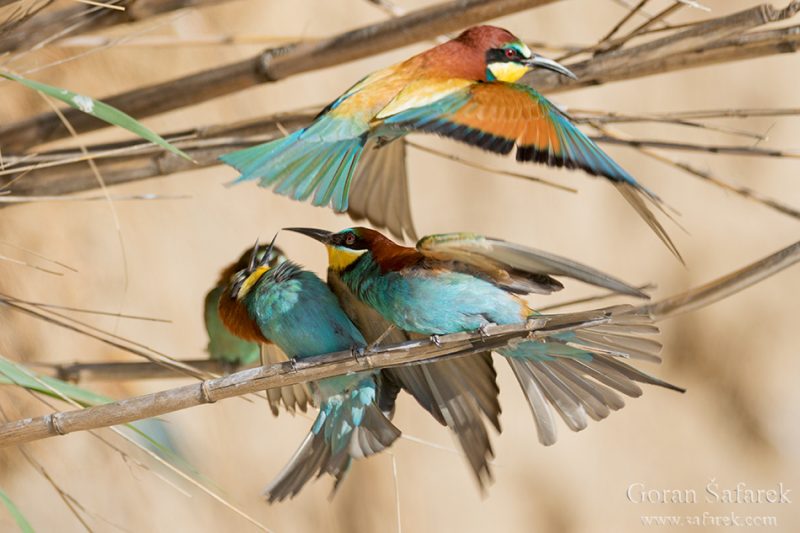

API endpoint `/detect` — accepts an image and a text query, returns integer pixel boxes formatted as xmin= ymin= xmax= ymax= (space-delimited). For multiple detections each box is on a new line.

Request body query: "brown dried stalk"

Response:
xmin=590 ymin=135 xmax=800 ymax=159
xmin=1 ymin=238 xmax=799 ymax=447
xmin=526 ymin=1 xmax=800 ymax=92
xmin=0 ymin=294 xmax=213 ymax=380
xmin=0 ymin=0 xmax=561 ymax=152
xmin=645 ymin=240 xmax=800 ymax=320
xmin=589 ymin=122 xmax=800 ymax=221
xmin=0 ymin=0 xmax=231 ymax=54
xmin=36 ymin=359 xmax=237 ymax=382
xmin=0 ymin=308 xmax=630 ymax=447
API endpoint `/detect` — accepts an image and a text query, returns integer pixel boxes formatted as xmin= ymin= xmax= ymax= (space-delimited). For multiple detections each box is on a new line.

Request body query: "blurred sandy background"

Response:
xmin=0 ymin=0 xmax=798 ymax=531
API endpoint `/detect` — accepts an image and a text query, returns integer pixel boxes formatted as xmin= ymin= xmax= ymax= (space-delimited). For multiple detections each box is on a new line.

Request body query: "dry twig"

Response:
xmin=0 ymin=0 xmax=230 ymax=54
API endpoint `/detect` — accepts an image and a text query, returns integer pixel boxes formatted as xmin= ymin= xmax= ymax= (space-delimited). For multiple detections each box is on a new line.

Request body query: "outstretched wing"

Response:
xmin=220 ymin=64 xmax=406 ymax=213
xmin=417 ymin=233 xmax=648 ymax=298
xmin=381 ymin=82 xmax=680 ymax=260
xmin=381 ymin=81 xmax=633 ymax=181
xmin=348 ymin=139 xmax=417 ymax=241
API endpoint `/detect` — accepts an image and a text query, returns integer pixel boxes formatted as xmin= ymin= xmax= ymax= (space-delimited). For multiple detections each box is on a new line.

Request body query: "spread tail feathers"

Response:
xmin=264 ymin=380 xmax=400 ymax=502
xmin=503 ymin=314 xmax=683 ymax=445
xmin=385 ymin=353 xmax=500 ymax=488
xmin=220 ymin=130 xmax=366 ymax=212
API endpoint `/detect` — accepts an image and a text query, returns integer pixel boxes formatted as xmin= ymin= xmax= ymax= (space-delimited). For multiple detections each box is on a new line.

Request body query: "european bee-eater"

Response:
xmin=221 ymin=25 xmax=677 ymax=257
xmin=328 ymin=265 xmax=500 ymax=487
xmin=205 ymin=243 xmax=312 ymax=415
xmin=288 ymin=227 xmax=684 ymax=445
xmin=214 ymin=243 xmax=500 ymax=487
xmin=218 ymin=243 xmax=400 ymax=501
xmin=205 ymin=243 xmax=286 ymax=365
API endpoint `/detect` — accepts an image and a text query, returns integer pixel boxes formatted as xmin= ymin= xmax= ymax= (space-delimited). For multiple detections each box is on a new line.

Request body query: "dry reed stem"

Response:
xmin=0 ymin=309 xmax=626 ymax=446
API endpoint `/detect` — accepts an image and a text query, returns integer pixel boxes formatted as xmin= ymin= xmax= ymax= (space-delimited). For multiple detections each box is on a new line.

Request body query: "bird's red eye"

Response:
xmin=505 ymin=48 xmax=516 ymax=59
xmin=345 ymin=233 xmax=356 ymax=245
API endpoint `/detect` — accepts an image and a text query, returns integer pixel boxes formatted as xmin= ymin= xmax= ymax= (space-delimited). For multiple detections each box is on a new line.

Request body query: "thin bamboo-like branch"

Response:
xmin=0 ymin=295 xmax=212 ymax=379
xmin=543 ymin=24 xmax=800 ymax=93
xmin=527 ymin=2 xmax=800 ymax=92
xmin=573 ymin=107 xmax=800 ymax=123
xmin=590 ymin=122 xmax=800 ymax=221
xmin=646 ymin=240 xmax=800 ymax=320
xmin=0 ymin=355 xmax=270 ymax=530
xmin=0 ymin=0 xmax=231 ymax=54
xmin=0 ymin=0 xmax=560 ymax=152
xmin=638 ymin=107 xmax=800 ymax=120
xmin=0 ymin=405 xmax=93 ymax=532
xmin=1 ymin=237 xmax=799 ymax=447
xmin=0 ymin=112 xmax=312 ymax=196
xmin=0 ymin=308 xmax=631 ymax=447
xmin=572 ymin=109 xmax=768 ymax=140
xmin=592 ymin=135 xmax=800 ymax=159
xmin=35 ymin=359 xmax=238 ymax=382
xmin=598 ymin=0 xmax=651 ymax=44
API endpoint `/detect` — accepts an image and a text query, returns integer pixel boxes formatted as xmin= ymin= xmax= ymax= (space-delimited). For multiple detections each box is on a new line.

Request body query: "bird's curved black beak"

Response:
xmin=284 ymin=227 xmax=334 ymax=244
xmin=527 ymin=54 xmax=577 ymax=80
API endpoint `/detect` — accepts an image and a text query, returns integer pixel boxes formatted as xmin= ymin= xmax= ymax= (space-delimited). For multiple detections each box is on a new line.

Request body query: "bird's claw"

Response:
xmin=352 ymin=346 xmax=366 ymax=362
xmin=478 ymin=324 xmax=491 ymax=341
xmin=430 ymin=334 xmax=442 ymax=347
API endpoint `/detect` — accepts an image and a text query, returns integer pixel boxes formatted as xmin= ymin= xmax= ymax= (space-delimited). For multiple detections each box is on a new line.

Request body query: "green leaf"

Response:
xmin=1 ymin=71 xmax=194 ymax=162
xmin=0 ymin=487 xmax=34 ymax=533
xmin=0 ymin=357 xmax=108 ymax=407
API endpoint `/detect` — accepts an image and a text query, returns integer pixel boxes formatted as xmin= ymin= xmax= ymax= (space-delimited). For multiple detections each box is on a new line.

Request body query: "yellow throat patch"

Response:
xmin=327 ymin=246 xmax=364 ymax=272
xmin=487 ymin=61 xmax=531 ymax=83
xmin=237 ymin=265 xmax=270 ymax=300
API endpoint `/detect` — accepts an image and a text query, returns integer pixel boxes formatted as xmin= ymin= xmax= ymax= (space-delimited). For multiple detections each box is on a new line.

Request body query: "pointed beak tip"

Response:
xmin=283 ymin=227 xmax=333 ymax=244
xmin=530 ymin=55 xmax=578 ymax=80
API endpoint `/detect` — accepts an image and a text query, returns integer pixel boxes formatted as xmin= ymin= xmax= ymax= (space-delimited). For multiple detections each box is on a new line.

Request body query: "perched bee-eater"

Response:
xmin=328 ymin=262 xmax=501 ymax=487
xmin=221 ymin=25 xmax=677 ymax=257
xmin=214 ymin=243 xmax=500 ymax=487
xmin=204 ymin=244 xmax=286 ymax=366
xmin=205 ymin=243 xmax=312 ymax=415
xmin=288 ymin=227 xmax=684 ymax=445
xmin=218 ymin=244 xmax=400 ymax=501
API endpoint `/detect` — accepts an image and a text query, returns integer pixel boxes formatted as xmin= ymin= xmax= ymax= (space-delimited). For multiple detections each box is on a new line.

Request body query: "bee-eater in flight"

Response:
xmin=204 ymin=243 xmax=314 ymax=415
xmin=288 ymin=227 xmax=684 ymax=446
xmin=218 ymin=241 xmax=401 ymax=501
xmin=221 ymin=25 xmax=678 ymax=258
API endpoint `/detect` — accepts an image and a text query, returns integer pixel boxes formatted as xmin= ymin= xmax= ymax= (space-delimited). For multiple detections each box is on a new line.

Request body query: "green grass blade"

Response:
xmin=0 ymin=487 xmax=34 ymax=533
xmin=0 ymin=357 xmax=109 ymax=407
xmin=1 ymin=71 xmax=194 ymax=162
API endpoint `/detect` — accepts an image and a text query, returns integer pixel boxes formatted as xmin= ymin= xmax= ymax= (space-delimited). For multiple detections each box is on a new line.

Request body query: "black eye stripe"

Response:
xmin=486 ymin=48 xmax=519 ymax=64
